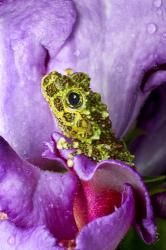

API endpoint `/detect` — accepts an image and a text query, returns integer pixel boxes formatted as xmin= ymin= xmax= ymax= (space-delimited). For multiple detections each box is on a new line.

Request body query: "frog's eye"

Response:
xmin=66 ymin=91 xmax=83 ymax=108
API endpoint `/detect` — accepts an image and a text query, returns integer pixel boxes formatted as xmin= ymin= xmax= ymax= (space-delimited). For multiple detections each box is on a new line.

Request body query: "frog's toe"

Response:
xmin=57 ymin=137 xmax=69 ymax=150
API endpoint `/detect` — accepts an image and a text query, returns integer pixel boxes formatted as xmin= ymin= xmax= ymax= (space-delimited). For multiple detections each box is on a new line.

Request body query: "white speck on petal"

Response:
xmin=7 ymin=236 xmax=15 ymax=246
xmin=49 ymin=202 xmax=54 ymax=208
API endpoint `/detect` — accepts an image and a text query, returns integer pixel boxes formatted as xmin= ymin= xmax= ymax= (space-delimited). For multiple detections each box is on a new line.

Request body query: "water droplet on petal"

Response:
xmin=153 ymin=0 xmax=162 ymax=8
xmin=162 ymin=32 xmax=166 ymax=39
xmin=39 ymin=198 xmax=42 ymax=203
xmin=156 ymin=9 xmax=162 ymax=15
xmin=116 ymin=65 xmax=124 ymax=73
xmin=49 ymin=202 xmax=54 ymax=208
xmin=7 ymin=236 xmax=15 ymax=245
xmin=147 ymin=23 xmax=157 ymax=34
xmin=74 ymin=50 xmax=80 ymax=57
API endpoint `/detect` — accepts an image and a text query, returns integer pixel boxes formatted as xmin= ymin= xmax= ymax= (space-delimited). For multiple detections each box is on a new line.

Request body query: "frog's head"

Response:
xmin=42 ymin=70 xmax=109 ymax=142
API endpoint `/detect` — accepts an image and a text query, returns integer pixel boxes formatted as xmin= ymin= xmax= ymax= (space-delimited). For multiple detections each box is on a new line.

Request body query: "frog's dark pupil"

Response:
xmin=68 ymin=92 xmax=80 ymax=106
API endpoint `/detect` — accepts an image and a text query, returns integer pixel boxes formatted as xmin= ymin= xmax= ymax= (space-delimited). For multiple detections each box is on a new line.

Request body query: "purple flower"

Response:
xmin=0 ymin=0 xmax=166 ymax=175
xmin=0 ymin=134 xmax=156 ymax=249
xmin=0 ymin=0 xmax=164 ymax=248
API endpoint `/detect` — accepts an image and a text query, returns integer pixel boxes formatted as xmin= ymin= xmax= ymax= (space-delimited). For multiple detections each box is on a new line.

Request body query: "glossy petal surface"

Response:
xmin=0 ymin=137 xmax=78 ymax=240
xmin=130 ymin=84 xmax=166 ymax=175
xmin=74 ymin=157 xmax=156 ymax=244
xmin=75 ymin=185 xmax=134 ymax=250
xmin=0 ymin=221 xmax=64 ymax=250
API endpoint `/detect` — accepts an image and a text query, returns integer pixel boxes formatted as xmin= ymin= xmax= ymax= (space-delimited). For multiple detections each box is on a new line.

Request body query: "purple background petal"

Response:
xmin=0 ymin=137 xmax=78 ymax=240
xmin=0 ymin=221 xmax=65 ymax=250
xmin=130 ymin=84 xmax=166 ymax=175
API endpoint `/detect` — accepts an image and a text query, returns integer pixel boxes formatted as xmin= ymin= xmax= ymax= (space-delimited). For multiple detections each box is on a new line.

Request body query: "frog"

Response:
xmin=41 ymin=69 xmax=134 ymax=167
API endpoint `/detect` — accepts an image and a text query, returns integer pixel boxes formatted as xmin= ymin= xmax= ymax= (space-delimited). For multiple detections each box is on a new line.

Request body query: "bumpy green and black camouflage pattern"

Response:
xmin=42 ymin=70 xmax=134 ymax=164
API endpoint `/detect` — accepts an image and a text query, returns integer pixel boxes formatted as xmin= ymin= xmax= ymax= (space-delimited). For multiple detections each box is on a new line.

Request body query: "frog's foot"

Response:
xmin=57 ymin=137 xmax=71 ymax=150
xmin=67 ymin=148 xmax=83 ymax=168
xmin=56 ymin=137 xmax=74 ymax=167
xmin=57 ymin=137 xmax=82 ymax=168
xmin=65 ymin=148 xmax=83 ymax=168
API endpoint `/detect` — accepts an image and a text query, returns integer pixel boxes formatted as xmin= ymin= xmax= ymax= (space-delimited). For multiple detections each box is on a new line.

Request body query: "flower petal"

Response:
xmin=75 ymin=185 xmax=134 ymax=250
xmin=0 ymin=221 xmax=65 ymax=250
xmin=0 ymin=137 xmax=78 ymax=240
xmin=73 ymin=157 xmax=157 ymax=244
xmin=42 ymin=132 xmax=76 ymax=170
xmin=46 ymin=132 xmax=157 ymax=243
xmin=0 ymin=0 xmax=76 ymax=164
xmin=130 ymin=84 xmax=166 ymax=175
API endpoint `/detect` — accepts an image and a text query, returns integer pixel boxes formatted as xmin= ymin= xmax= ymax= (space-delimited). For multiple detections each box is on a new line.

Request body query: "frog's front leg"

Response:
xmin=57 ymin=137 xmax=72 ymax=150
xmin=56 ymin=137 xmax=83 ymax=167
